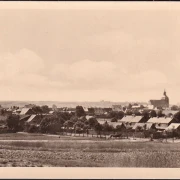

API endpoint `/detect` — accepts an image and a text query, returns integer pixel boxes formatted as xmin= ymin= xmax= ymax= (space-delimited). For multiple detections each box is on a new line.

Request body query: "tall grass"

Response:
xmin=0 ymin=139 xmax=180 ymax=152
xmin=0 ymin=133 xmax=180 ymax=167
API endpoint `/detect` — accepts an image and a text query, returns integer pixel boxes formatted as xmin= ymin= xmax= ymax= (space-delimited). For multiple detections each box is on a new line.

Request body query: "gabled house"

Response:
xmin=19 ymin=115 xmax=31 ymax=129
xmin=165 ymin=123 xmax=180 ymax=132
xmin=20 ymin=108 xmax=34 ymax=115
xmin=147 ymin=117 xmax=176 ymax=130
xmin=119 ymin=115 xmax=144 ymax=127
xmin=13 ymin=108 xmax=22 ymax=115
xmin=162 ymin=110 xmax=179 ymax=117
xmin=26 ymin=114 xmax=43 ymax=125
xmin=132 ymin=122 xmax=156 ymax=131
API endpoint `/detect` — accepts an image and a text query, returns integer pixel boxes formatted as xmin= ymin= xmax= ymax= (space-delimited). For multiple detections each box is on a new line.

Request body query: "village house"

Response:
xmin=110 ymin=122 xmax=126 ymax=131
xmin=13 ymin=108 xmax=22 ymax=115
xmin=165 ymin=123 xmax=180 ymax=133
xmin=119 ymin=115 xmax=145 ymax=128
xmin=19 ymin=115 xmax=31 ymax=129
xmin=26 ymin=114 xmax=44 ymax=125
xmin=147 ymin=117 xmax=176 ymax=131
xmin=162 ymin=109 xmax=179 ymax=117
xmin=97 ymin=118 xmax=111 ymax=124
xmin=20 ymin=108 xmax=35 ymax=115
xmin=132 ymin=122 xmax=156 ymax=131
xmin=97 ymin=119 xmax=126 ymax=131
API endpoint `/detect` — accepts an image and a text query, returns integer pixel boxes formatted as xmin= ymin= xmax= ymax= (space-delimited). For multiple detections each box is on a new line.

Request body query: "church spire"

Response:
xmin=163 ymin=89 xmax=166 ymax=96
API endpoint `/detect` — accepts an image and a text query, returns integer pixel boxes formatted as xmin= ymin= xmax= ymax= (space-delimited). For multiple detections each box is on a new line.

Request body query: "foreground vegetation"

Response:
xmin=0 ymin=133 xmax=180 ymax=167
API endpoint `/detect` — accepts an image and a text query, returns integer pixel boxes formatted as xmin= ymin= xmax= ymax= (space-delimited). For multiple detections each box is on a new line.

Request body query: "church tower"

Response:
xmin=163 ymin=89 xmax=169 ymax=108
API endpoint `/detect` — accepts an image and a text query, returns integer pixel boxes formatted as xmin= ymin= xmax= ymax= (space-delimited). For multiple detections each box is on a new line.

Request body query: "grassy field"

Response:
xmin=0 ymin=133 xmax=180 ymax=167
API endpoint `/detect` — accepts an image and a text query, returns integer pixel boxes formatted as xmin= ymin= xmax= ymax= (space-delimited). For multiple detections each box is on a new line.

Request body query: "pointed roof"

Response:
xmin=163 ymin=89 xmax=166 ymax=96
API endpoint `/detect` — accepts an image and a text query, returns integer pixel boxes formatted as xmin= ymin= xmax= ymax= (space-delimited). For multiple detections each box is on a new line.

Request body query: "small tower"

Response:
xmin=163 ymin=89 xmax=167 ymax=97
xmin=163 ymin=89 xmax=169 ymax=108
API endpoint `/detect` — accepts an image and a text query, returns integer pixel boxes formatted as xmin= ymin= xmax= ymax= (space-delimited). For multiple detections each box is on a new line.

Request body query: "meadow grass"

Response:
xmin=0 ymin=133 xmax=180 ymax=167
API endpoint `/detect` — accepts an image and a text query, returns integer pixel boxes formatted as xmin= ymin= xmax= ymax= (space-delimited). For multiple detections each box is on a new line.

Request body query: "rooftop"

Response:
xmin=147 ymin=117 xmax=173 ymax=124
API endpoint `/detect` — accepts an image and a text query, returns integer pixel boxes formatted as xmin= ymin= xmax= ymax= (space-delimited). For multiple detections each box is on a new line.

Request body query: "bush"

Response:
xmin=26 ymin=124 xmax=39 ymax=133
xmin=111 ymin=118 xmax=117 ymax=122
xmin=6 ymin=114 xmax=20 ymax=132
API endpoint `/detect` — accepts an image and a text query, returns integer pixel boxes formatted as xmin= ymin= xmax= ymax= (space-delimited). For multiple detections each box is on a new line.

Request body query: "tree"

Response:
xmin=79 ymin=116 xmax=86 ymax=122
xmin=88 ymin=108 xmax=95 ymax=115
xmin=111 ymin=117 xmax=117 ymax=122
xmin=39 ymin=116 xmax=63 ymax=134
xmin=117 ymin=111 xmax=124 ymax=119
xmin=116 ymin=125 xmax=123 ymax=132
xmin=76 ymin=106 xmax=85 ymax=117
xmin=32 ymin=106 xmax=43 ymax=115
xmin=6 ymin=114 xmax=20 ymax=132
xmin=102 ymin=121 xmax=114 ymax=132
xmin=132 ymin=109 xmax=141 ymax=116
xmin=171 ymin=105 xmax=179 ymax=111
xmin=74 ymin=121 xmax=85 ymax=135
xmin=55 ymin=111 xmax=72 ymax=121
xmin=70 ymin=116 xmax=79 ymax=122
xmin=26 ymin=124 xmax=39 ymax=133
xmin=140 ymin=105 xmax=144 ymax=109
xmin=64 ymin=120 xmax=74 ymax=128
xmin=0 ymin=109 xmax=5 ymax=115
xmin=41 ymin=105 xmax=49 ymax=114
xmin=74 ymin=121 xmax=85 ymax=129
xmin=94 ymin=122 xmax=103 ymax=137
xmin=125 ymin=110 xmax=133 ymax=115
xmin=150 ymin=110 xmax=157 ymax=117
xmin=88 ymin=117 xmax=98 ymax=128
xmin=142 ymin=110 xmax=149 ymax=117
xmin=52 ymin=104 xmax=58 ymax=111
xmin=157 ymin=110 xmax=164 ymax=117
xmin=174 ymin=111 xmax=180 ymax=122
xmin=108 ymin=111 xmax=124 ymax=119
xmin=127 ymin=103 xmax=132 ymax=109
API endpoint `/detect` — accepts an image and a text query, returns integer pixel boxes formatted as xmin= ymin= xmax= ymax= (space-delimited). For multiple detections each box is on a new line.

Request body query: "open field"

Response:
xmin=0 ymin=133 xmax=180 ymax=167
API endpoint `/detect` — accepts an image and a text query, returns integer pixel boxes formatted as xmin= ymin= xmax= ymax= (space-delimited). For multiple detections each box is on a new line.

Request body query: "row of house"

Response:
xmin=96 ymin=114 xmax=180 ymax=133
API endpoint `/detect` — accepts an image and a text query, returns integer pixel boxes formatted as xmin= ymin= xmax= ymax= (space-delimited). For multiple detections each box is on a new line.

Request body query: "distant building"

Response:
xmin=87 ymin=108 xmax=95 ymax=115
xmin=94 ymin=108 xmax=105 ymax=116
xmin=149 ymin=90 xmax=169 ymax=109
xmin=112 ymin=105 xmax=122 ymax=112
xmin=103 ymin=108 xmax=112 ymax=113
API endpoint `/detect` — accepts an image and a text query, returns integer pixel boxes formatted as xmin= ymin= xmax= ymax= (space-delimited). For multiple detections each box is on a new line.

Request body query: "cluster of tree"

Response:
xmin=31 ymin=105 xmax=49 ymax=114
xmin=110 ymin=111 xmax=124 ymax=122
xmin=6 ymin=114 xmax=20 ymax=132
xmin=171 ymin=105 xmax=180 ymax=111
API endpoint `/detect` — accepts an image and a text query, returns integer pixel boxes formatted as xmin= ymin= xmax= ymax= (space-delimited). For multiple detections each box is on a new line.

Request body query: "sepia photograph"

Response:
xmin=0 ymin=1 xmax=180 ymax=178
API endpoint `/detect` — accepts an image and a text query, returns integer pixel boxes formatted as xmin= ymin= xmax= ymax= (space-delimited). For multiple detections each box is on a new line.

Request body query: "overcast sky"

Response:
xmin=0 ymin=2 xmax=180 ymax=104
